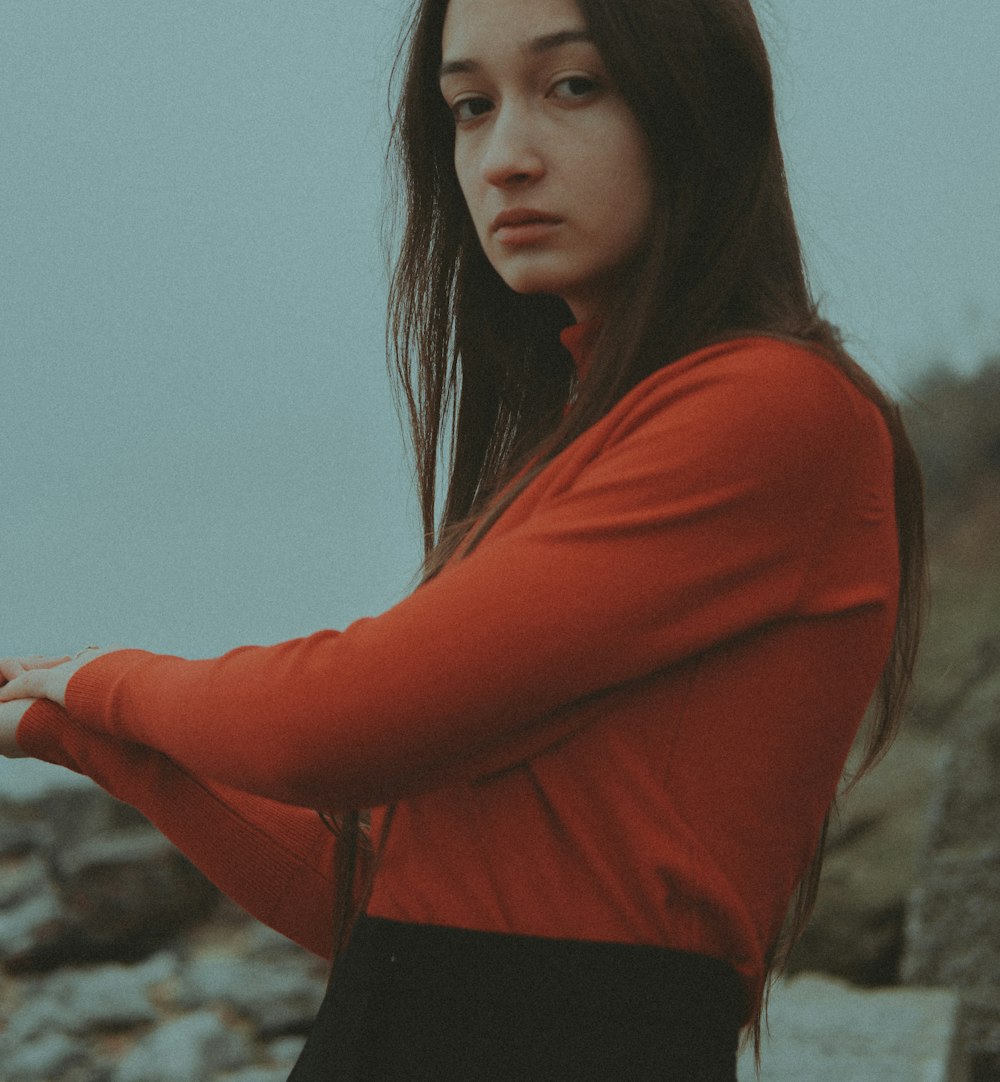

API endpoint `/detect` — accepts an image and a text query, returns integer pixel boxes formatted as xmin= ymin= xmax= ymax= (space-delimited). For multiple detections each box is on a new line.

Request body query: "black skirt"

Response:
xmin=287 ymin=916 xmax=744 ymax=1081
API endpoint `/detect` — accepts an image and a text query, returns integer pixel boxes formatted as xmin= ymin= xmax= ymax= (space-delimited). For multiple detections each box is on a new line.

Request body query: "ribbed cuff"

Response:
xmin=64 ymin=648 xmax=157 ymax=736
xmin=17 ymin=698 xmax=83 ymax=770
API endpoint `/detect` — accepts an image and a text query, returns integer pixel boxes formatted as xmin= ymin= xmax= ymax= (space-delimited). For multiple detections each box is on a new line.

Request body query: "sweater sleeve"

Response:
xmin=18 ymin=699 xmax=345 ymax=959
xmin=19 ymin=341 xmax=897 ymax=813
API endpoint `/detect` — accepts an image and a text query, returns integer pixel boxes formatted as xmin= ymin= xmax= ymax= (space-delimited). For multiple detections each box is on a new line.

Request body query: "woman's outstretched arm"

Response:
xmin=1 ymin=694 xmax=344 ymax=959
xmin=3 ymin=340 xmax=899 ymax=815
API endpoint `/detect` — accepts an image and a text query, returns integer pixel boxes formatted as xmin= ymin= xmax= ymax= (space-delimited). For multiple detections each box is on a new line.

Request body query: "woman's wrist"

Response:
xmin=0 ymin=646 xmax=119 ymax=710
xmin=0 ymin=698 xmax=40 ymax=758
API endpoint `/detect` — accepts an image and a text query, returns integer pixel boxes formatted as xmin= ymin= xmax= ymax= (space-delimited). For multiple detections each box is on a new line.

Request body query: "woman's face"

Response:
xmin=440 ymin=0 xmax=655 ymax=322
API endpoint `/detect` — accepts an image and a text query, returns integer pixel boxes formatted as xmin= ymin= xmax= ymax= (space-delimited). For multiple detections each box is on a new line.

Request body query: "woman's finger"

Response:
xmin=0 ymin=655 xmax=72 ymax=685
xmin=0 ymin=647 xmax=116 ymax=708
xmin=0 ymin=671 xmax=46 ymax=703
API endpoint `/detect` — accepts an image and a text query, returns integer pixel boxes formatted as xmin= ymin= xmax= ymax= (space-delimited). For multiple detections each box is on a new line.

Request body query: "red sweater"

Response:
xmin=18 ymin=330 xmax=899 ymax=1016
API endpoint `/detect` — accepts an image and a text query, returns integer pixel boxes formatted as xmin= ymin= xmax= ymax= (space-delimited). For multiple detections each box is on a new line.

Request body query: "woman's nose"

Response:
xmin=480 ymin=104 xmax=545 ymax=188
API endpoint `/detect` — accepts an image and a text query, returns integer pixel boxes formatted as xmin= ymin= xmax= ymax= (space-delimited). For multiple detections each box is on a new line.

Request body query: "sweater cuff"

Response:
xmin=17 ymin=698 xmax=85 ymax=771
xmin=64 ymin=649 xmax=158 ymax=737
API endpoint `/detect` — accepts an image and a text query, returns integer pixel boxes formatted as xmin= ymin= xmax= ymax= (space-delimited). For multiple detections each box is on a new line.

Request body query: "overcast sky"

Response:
xmin=2 ymin=0 xmax=998 ymax=671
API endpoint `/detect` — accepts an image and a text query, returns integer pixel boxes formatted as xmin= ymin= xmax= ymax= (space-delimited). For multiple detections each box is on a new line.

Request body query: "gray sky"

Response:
xmin=2 ymin=0 xmax=999 ymax=664
xmin=764 ymin=0 xmax=1000 ymax=377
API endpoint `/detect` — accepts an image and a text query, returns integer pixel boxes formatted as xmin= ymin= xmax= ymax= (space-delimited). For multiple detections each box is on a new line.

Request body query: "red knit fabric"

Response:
xmin=18 ymin=333 xmax=899 ymax=1016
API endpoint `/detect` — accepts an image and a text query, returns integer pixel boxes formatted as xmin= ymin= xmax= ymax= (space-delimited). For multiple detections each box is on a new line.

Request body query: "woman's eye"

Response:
xmin=550 ymin=76 xmax=599 ymax=101
xmin=452 ymin=97 xmax=493 ymax=124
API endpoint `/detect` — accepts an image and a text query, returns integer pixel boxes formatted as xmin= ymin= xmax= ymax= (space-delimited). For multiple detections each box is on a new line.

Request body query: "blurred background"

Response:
xmin=1 ymin=1 xmax=999 ymax=1077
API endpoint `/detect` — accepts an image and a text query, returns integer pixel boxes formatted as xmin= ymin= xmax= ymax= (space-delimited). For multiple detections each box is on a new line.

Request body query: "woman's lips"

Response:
xmin=491 ymin=210 xmax=563 ymax=246
xmin=496 ymin=221 xmax=561 ymax=245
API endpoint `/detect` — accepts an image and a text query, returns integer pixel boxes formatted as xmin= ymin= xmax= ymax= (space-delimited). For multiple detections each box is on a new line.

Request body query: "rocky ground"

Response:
xmin=0 ymin=772 xmax=324 ymax=1082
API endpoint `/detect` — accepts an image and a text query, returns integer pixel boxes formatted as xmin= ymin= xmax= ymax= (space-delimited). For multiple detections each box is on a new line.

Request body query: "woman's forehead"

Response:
xmin=441 ymin=0 xmax=588 ymax=61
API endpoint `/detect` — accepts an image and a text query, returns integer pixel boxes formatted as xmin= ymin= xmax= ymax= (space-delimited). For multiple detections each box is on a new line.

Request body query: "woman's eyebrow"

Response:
xmin=439 ymin=29 xmax=593 ymax=79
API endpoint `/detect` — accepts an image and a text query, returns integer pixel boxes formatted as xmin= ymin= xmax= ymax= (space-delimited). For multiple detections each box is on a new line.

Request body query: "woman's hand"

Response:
xmin=0 ymin=647 xmax=115 ymax=709
xmin=0 ymin=698 xmax=35 ymax=758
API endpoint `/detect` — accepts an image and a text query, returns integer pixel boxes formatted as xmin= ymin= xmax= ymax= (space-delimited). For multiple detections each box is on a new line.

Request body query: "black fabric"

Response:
xmin=288 ymin=916 xmax=744 ymax=1081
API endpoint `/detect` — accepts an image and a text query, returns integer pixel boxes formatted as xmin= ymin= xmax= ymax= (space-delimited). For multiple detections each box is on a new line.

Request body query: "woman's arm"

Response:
xmin=4 ymin=341 xmax=899 ymax=814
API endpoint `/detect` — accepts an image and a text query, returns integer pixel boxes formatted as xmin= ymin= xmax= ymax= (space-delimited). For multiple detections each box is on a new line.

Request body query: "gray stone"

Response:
xmin=0 ymin=953 xmax=180 ymax=1079
xmin=112 ymin=1010 xmax=255 ymax=1082
xmin=1 ymin=990 xmax=68 ymax=1046
xmin=3 ymin=1031 xmax=89 ymax=1081
xmin=0 ymin=819 xmax=53 ymax=858
xmin=35 ymin=952 xmax=176 ymax=1032
xmin=266 ymin=1035 xmax=307 ymax=1066
xmin=901 ymin=668 xmax=1000 ymax=1080
xmin=54 ymin=829 xmax=220 ymax=961
xmin=786 ymin=728 xmax=942 ymax=983
xmin=0 ymin=778 xmax=123 ymax=853
xmin=0 ymin=852 xmax=51 ymax=908
xmin=0 ymin=888 xmax=64 ymax=963
xmin=178 ymin=951 xmax=325 ymax=1036
xmin=1 ymin=775 xmax=223 ymax=972
xmin=737 ymin=974 xmax=969 ymax=1082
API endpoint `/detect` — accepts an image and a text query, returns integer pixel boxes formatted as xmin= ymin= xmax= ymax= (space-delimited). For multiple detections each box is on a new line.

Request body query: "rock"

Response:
xmin=266 ymin=1035 xmax=308 ymax=1066
xmin=1 ymin=988 xmax=68 ymax=1048
xmin=0 ymin=851 xmax=66 ymax=968
xmin=33 ymin=953 xmax=175 ymax=1033
xmin=178 ymin=950 xmax=326 ymax=1036
xmin=0 ymin=768 xmax=329 ymax=1079
xmin=2 ymin=1031 xmax=89 ymax=1082
xmin=1 ymin=776 xmax=222 ymax=973
xmin=51 ymin=829 xmax=220 ymax=965
xmin=786 ymin=728 xmax=942 ymax=983
xmin=737 ymin=974 xmax=969 ymax=1082
xmin=0 ymin=776 xmax=131 ymax=856
xmin=111 ymin=1011 xmax=255 ymax=1082
xmin=0 ymin=951 xmax=180 ymax=1081
xmin=0 ymin=852 xmax=51 ymax=908
xmin=901 ymin=667 xmax=1000 ymax=1080
xmin=0 ymin=819 xmax=53 ymax=858
xmin=0 ymin=888 xmax=65 ymax=965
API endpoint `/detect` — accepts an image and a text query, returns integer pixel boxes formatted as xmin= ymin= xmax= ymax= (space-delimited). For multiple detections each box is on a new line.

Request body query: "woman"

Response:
xmin=0 ymin=0 xmax=924 ymax=1078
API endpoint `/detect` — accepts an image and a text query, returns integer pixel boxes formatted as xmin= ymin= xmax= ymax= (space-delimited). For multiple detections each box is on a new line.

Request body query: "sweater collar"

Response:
xmin=559 ymin=319 xmax=601 ymax=379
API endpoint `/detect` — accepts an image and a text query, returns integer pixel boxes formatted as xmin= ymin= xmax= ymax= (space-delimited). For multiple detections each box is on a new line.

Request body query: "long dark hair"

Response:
xmin=332 ymin=0 xmax=926 ymax=1053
